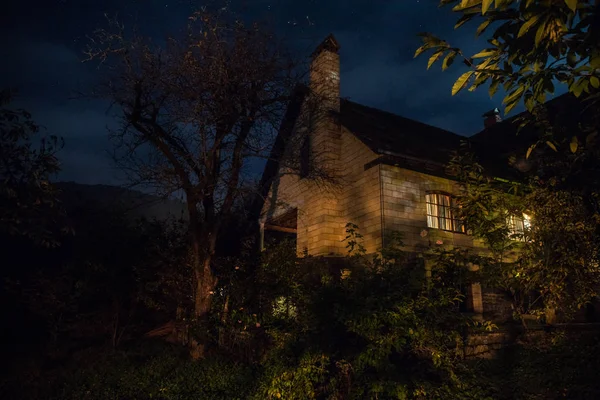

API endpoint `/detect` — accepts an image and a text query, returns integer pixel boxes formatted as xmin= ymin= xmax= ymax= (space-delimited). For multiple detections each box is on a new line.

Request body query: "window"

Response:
xmin=299 ymin=137 xmax=310 ymax=178
xmin=425 ymin=193 xmax=465 ymax=233
xmin=507 ymin=213 xmax=531 ymax=240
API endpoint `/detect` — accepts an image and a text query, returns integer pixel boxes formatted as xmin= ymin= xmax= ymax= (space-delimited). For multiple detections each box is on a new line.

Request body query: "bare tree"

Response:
xmin=84 ymin=8 xmax=334 ymax=358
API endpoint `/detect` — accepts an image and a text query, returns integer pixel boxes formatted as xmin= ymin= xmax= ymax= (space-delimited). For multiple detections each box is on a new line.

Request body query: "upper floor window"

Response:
xmin=507 ymin=213 xmax=531 ymax=241
xmin=299 ymin=136 xmax=310 ymax=178
xmin=425 ymin=192 xmax=465 ymax=233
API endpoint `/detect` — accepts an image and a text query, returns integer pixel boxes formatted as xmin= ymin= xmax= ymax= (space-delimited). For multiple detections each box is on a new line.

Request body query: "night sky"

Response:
xmin=1 ymin=0 xmax=544 ymax=186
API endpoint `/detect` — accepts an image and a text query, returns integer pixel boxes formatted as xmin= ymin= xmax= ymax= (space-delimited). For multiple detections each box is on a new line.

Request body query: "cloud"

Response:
xmin=58 ymin=148 xmax=121 ymax=185
xmin=0 ymin=0 xmax=534 ymax=186
xmin=0 ymin=37 xmax=119 ymax=185
xmin=336 ymin=37 xmax=500 ymax=136
xmin=284 ymin=1 xmax=508 ymax=136
xmin=0 ymin=40 xmax=88 ymax=99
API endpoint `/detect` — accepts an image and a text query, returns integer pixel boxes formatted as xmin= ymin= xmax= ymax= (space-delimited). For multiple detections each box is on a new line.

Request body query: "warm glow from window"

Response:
xmin=425 ymin=193 xmax=465 ymax=233
xmin=508 ymin=213 xmax=531 ymax=240
xmin=523 ymin=213 xmax=531 ymax=228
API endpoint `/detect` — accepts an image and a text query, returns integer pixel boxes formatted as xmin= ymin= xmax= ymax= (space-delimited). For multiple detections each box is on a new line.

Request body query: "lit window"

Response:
xmin=507 ymin=213 xmax=531 ymax=240
xmin=425 ymin=193 xmax=465 ymax=233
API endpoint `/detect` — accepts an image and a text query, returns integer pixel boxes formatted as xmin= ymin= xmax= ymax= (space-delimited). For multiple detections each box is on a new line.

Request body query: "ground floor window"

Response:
xmin=425 ymin=192 xmax=465 ymax=233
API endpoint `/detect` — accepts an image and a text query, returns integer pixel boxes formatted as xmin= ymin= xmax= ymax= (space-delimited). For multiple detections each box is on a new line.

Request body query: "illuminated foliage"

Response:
xmin=416 ymin=0 xmax=600 ymax=322
xmin=416 ymin=0 xmax=599 ymax=112
xmin=416 ymin=0 xmax=600 ymax=157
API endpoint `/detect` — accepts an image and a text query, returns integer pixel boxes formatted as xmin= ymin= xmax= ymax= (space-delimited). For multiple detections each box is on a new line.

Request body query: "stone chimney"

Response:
xmin=303 ymin=34 xmax=345 ymax=257
xmin=306 ymin=34 xmax=342 ymax=178
xmin=483 ymin=108 xmax=502 ymax=128
xmin=310 ymin=34 xmax=341 ymax=113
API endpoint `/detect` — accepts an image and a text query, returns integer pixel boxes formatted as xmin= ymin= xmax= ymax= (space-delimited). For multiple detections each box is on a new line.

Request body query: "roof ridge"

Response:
xmin=471 ymin=92 xmax=574 ymax=138
xmin=340 ymin=97 xmax=463 ymax=138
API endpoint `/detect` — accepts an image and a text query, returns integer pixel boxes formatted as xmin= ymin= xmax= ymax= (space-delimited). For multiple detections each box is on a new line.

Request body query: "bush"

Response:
xmin=493 ymin=331 xmax=600 ymax=400
xmin=244 ymin=226 xmax=494 ymax=399
xmin=2 ymin=342 xmax=257 ymax=400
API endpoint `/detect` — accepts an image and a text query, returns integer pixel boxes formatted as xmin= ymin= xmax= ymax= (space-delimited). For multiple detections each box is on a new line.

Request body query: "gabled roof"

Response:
xmin=339 ymin=99 xmax=464 ymax=165
xmin=249 ymin=85 xmax=308 ymax=222
xmin=468 ymin=93 xmax=587 ymax=176
xmin=470 ymin=92 xmax=580 ymax=150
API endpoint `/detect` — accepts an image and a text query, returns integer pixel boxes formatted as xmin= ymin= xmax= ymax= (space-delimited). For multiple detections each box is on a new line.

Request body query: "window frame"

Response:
xmin=425 ymin=191 xmax=466 ymax=234
xmin=299 ymin=136 xmax=311 ymax=178
xmin=507 ymin=213 xmax=531 ymax=241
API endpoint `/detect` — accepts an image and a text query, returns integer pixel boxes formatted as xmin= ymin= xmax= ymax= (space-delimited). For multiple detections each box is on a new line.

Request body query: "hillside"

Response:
xmin=55 ymin=182 xmax=188 ymax=222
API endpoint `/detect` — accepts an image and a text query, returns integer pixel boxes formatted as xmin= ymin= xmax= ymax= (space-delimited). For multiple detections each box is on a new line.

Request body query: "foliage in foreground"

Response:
xmin=218 ymin=229 xmax=493 ymax=400
xmin=0 ymin=88 xmax=65 ymax=247
xmin=447 ymin=144 xmax=600 ymax=322
xmin=416 ymin=0 xmax=599 ymax=116
xmin=416 ymin=0 xmax=600 ymax=322
xmin=6 ymin=229 xmax=600 ymax=400
xmin=2 ymin=342 xmax=255 ymax=400
xmin=8 ymin=329 xmax=600 ymax=400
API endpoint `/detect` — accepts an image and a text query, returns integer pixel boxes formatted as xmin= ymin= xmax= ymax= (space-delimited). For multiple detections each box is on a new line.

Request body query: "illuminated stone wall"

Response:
xmin=379 ymin=165 xmax=488 ymax=252
xmin=262 ymin=126 xmax=381 ymax=256
xmin=262 ymin=35 xmax=383 ymax=257
xmin=338 ymin=128 xmax=382 ymax=254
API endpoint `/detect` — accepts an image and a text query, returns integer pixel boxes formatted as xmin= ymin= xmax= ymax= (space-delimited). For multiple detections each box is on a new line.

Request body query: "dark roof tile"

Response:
xmin=339 ymin=99 xmax=464 ymax=164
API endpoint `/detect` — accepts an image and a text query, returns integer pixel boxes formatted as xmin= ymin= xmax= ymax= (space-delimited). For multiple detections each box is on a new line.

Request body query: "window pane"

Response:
xmin=507 ymin=214 xmax=529 ymax=241
xmin=426 ymin=193 xmax=464 ymax=233
xmin=440 ymin=195 xmax=450 ymax=207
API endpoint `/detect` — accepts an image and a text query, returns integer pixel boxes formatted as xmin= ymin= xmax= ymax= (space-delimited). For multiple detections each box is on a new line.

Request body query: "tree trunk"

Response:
xmin=188 ymin=229 xmax=218 ymax=360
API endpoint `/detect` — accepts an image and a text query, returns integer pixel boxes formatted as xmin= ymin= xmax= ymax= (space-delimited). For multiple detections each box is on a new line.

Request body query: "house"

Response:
xmin=258 ymin=34 xmax=525 ymax=254
xmin=257 ymin=35 xmax=557 ymax=320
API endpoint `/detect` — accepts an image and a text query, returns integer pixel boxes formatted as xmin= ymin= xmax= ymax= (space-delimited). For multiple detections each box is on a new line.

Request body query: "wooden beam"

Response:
xmin=264 ymin=224 xmax=297 ymax=234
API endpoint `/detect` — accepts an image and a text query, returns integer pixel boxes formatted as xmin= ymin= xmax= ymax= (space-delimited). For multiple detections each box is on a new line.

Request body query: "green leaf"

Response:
xmin=571 ymin=78 xmax=586 ymax=97
xmin=442 ymin=52 xmax=457 ymax=71
xmin=428 ymin=51 xmax=444 ymax=70
xmin=469 ymin=73 xmax=489 ymax=91
xmin=455 ymin=14 xmax=474 ymax=29
xmin=536 ymin=90 xmax=547 ymax=104
xmin=482 ymin=0 xmax=494 ymax=14
xmin=518 ymin=15 xmax=540 ymax=38
xmin=570 ymin=136 xmax=578 ymax=153
xmin=452 ymin=70 xmax=475 ymax=96
xmin=476 ymin=19 xmax=492 ymax=36
xmin=414 ymin=45 xmax=428 ymax=58
xmin=505 ymin=99 xmax=519 ymax=115
xmin=544 ymin=79 xmax=555 ymax=94
xmin=535 ymin=19 xmax=548 ymax=47
xmin=453 ymin=0 xmax=481 ymax=12
xmin=567 ymin=51 xmax=578 ymax=67
xmin=472 ymin=49 xmax=496 ymax=58
xmin=564 ymin=0 xmax=577 ymax=13
xmin=503 ymin=86 xmax=525 ymax=105
xmin=526 ymin=144 xmax=536 ymax=159
xmin=546 ymin=141 xmax=558 ymax=152
xmin=591 ymin=76 xmax=600 ymax=89
xmin=524 ymin=93 xmax=535 ymax=111
xmin=489 ymin=79 xmax=500 ymax=98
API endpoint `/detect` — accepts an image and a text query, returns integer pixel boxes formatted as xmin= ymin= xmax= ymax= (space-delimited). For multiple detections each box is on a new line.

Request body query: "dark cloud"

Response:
xmin=0 ymin=0 xmax=543 ymax=186
xmin=0 ymin=34 xmax=117 ymax=184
